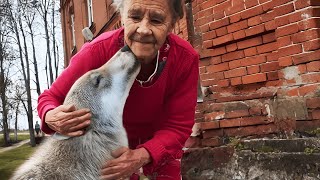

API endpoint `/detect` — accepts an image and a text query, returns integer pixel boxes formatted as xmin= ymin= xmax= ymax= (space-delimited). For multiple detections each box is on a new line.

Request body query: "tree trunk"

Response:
xmin=18 ymin=16 xmax=36 ymax=147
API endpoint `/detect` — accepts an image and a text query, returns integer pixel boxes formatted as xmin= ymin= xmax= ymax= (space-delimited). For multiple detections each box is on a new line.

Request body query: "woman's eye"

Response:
xmin=151 ymin=19 xmax=162 ymax=24
xmin=129 ymin=15 xmax=141 ymax=21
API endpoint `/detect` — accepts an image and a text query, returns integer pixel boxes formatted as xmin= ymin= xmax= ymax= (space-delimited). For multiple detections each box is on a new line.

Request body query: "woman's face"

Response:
xmin=122 ymin=0 xmax=174 ymax=64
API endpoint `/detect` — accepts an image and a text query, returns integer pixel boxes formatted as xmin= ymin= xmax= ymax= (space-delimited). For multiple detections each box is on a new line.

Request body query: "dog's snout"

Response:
xmin=121 ymin=45 xmax=131 ymax=52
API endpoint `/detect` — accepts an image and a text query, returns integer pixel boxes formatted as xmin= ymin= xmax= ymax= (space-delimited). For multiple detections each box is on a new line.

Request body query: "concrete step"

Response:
xmin=181 ymin=138 xmax=320 ymax=180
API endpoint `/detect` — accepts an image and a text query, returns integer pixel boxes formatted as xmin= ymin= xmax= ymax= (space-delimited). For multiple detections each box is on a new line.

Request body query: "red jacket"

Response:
xmin=37 ymin=28 xmax=199 ymax=172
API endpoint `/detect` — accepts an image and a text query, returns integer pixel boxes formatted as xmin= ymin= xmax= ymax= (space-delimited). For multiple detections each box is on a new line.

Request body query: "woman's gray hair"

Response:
xmin=112 ymin=0 xmax=184 ymax=23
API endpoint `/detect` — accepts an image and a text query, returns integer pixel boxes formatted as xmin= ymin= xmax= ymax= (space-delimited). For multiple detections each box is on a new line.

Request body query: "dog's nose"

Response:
xmin=121 ymin=45 xmax=132 ymax=52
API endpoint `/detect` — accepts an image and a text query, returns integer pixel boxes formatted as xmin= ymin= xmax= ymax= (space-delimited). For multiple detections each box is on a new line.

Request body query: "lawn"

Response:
xmin=0 ymin=143 xmax=37 ymax=180
xmin=0 ymin=133 xmax=30 ymax=147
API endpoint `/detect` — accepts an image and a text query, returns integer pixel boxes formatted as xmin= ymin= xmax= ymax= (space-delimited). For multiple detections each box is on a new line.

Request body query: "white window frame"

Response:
xmin=71 ymin=14 xmax=76 ymax=47
xmin=87 ymin=0 xmax=93 ymax=27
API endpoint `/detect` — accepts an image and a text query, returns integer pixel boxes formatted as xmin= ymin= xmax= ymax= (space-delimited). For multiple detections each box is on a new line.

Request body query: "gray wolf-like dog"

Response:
xmin=11 ymin=46 xmax=141 ymax=180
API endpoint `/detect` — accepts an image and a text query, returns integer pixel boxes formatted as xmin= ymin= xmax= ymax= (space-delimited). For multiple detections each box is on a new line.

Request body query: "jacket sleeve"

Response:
xmin=138 ymin=52 xmax=199 ymax=172
xmin=37 ymin=44 xmax=101 ymax=134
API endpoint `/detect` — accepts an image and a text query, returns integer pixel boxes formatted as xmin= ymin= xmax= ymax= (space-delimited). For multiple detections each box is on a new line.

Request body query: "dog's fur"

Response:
xmin=11 ymin=47 xmax=141 ymax=180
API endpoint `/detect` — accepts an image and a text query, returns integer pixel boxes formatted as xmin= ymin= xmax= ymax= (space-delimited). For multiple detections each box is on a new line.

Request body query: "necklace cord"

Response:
xmin=136 ymin=50 xmax=160 ymax=86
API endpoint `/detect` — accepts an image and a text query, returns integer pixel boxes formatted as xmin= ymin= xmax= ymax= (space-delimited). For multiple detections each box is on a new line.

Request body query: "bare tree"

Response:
xmin=37 ymin=0 xmax=54 ymax=85
xmin=0 ymin=0 xmax=15 ymax=146
xmin=7 ymin=0 xmax=36 ymax=147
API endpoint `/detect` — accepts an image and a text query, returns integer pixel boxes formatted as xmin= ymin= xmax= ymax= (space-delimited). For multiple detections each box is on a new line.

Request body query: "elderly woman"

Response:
xmin=37 ymin=0 xmax=199 ymax=179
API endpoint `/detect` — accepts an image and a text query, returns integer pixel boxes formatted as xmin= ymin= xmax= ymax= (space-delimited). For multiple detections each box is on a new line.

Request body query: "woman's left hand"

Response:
xmin=100 ymin=147 xmax=151 ymax=180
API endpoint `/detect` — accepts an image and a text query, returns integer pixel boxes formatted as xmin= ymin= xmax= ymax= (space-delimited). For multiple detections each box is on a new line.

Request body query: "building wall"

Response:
xmin=191 ymin=0 xmax=320 ymax=147
xmin=59 ymin=0 xmax=320 ymax=148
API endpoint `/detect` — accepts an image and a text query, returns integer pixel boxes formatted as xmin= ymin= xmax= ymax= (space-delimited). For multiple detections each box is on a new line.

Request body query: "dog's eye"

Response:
xmin=91 ymin=73 xmax=102 ymax=87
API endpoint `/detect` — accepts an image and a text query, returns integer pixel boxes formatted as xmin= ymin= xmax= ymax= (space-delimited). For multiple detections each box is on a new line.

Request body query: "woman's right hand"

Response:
xmin=45 ymin=105 xmax=91 ymax=137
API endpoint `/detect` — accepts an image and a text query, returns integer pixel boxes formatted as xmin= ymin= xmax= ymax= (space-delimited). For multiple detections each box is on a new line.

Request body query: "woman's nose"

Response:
xmin=136 ymin=19 xmax=152 ymax=35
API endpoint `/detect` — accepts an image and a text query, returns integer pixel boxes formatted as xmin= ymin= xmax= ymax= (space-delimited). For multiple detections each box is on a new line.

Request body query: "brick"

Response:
xmin=244 ymin=47 xmax=257 ymax=57
xmin=298 ymin=64 xmax=307 ymax=74
xmin=202 ymin=129 xmax=224 ymax=139
xmin=226 ymin=43 xmax=238 ymax=52
xmin=291 ymin=29 xmax=320 ymax=44
xmin=247 ymin=65 xmax=260 ymax=74
xmin=229 ymin=14 xmax=242 ymax=23
xmin=275 ymin=15 xmax=290 ymax=27
xmin=312 ymin=110 xmax=320 ymax=120
xmin=307 ymin=98 xmax=320 ymax=109
xmin=274 ymin=3 xmax=294 ymax=16
xmin=267 ymin=71 xmax=279 ymax=80
xmin=209 ymin=18 xmax=230 ymax=30
xmin=265 ymin=20 xmax=276 ymax=31
xmin=201 ymin=137 xmax=223 ymax=147
xmin=262 ymin=32 xmax=276 ymax=43
xmin=278 ymin=44 xmax=302 ymax=58
xmin=298 ymin=18 xmax=320 ymax=31
xmin=245 ymin=0 xmax=259 ymax=8
xmin=242 ymin=73 xmax=267 ymax=84
xmin=204 ymin=111 xmax=225 ymax=121
xmin=201 ymin=121 xmax=220 ymax=130
xmin=267 ymin=52 xmax=279 ymax=62
xmin=245 ymin=24 xmax=265 ymax=37
xmin=261 ymin=10 xmax=275 ymax=22
xmin=229 ymin=60 xmax=242 ymax=69
xmin=233 ymin=30 xmax=246 ymax=40
xmin=200 ymin=25 xmax=210 ymax=34
xmin=217 ymin=79 xmax=230 ymax=87
xmin=200 ymin=47 xmax=227 ymax=58
xmin=200 ymin=73 xmax=216 ymax=81
xmin=231 ymin=77 xmax=242 ymax=85
xmin=200 ymin=0 xmax=217 ymax=10
xmin=260 ymin=62 xmax=280 ymax=72
xmin=262 ymin=1 xmax=274 ymax=12
xmin=293 ymin=49 xmax=320 ymax=65
xmin=241 ymin=56 xmax=267 ymax=66
xmin=277 ymin=36 xmax=291 ymax=48
xmin=237 ymin=36 xmax=263 ymax=49
xmin=249 ymin=107 xmax=262 ymax=115
xmin=210 ymin=56 xmax=222 ymax=65
xmin=199 ymin=67 xmax=206 ymax=74
xmin=201 ymin=79 xmax=216 ymax=87
xmin=213 ymin=10 xmax=226 ymax=20
xmin=279 ymin=56 xmax=293 ymax=67
xmin=298 ymin=84 xmax=318 ymax=96
xmin=303 ymin=39 xmax=320 ymax=52
xmin=195 ymin=16 xmax=208 ymax=26
xmin=301 ymin=73 xmax=320 ymax=83
xmin=216 ymin=27 xmax=228 ymax=37
xmin=240 ymin=116 xmax=270 ymax=126
xmin=224 ymin=67 xmax=247 ymax=78
xmin=220 ymin=119 xmax=241 ymax=128
xmin=306 ymin=61 xmax=320 ymax=72
xmin=203 ymin=30 xmax=217 ymax=40
xmin=226 ymin=2 xmax=245 ymax=16
xmin=295 ymin=0 xmax=320 ymax=10
xmin=198 ymin=8 xmax=214 ymax=18
xmin=257 ymin=42 xmax=278 ymax=54
xmin=206 ymin=62 xmax=229 ymax=73
xmin=224 ymin=124 xmax=278 ymax=137
xmin=212 ymin=34 xmax=234 ymax=46
xmin=241 ymin=5 xmax=264 ymax=19
xmin=227 ymin=20 xmax=248 ymax=33
xmin=222 ymin=50 xmax=245 ymax=62
xmin=248 ymin=16 xmax=262 ymax=27
xmin=225 ymin=109 xmax=250 ymax=119
xmin=203 ymin=40 xmax=213 ymax=48
xmin=213 ymin=0 xmax=232 ymax=12
xmin=275 ymin=23 xmax=299 ymax=37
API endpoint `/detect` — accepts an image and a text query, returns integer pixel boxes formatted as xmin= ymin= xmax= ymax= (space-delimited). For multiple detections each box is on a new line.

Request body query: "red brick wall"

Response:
xmin=190 ymin=0 xmax=320 ymax=147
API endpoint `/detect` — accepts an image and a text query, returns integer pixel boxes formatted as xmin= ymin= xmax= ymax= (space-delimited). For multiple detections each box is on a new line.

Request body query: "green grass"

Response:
xmin=0 ymin=144 xmax=37 ymax=180
xmin=0 ymin=134 xmax=30 ymax=147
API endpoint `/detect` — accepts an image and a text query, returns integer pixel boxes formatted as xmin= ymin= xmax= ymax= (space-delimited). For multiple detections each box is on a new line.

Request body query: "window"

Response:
xmin=70 ymin=14 xmax=76 ymax=48
xmin=87 ymin=0 xmax=93 ymax=27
